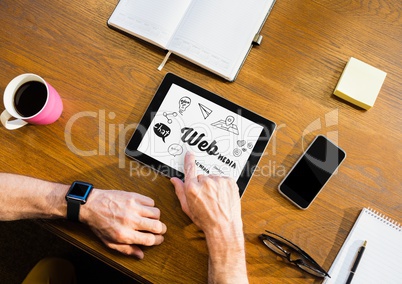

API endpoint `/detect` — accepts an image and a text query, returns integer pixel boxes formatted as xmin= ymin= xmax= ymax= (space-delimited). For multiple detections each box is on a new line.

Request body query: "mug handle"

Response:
xmin=1 ymin=110 xmax=28 ymax=130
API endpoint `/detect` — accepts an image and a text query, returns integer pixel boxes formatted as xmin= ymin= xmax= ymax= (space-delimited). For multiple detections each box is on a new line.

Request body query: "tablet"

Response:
xmin=125 ymin=73 xmax=276 ymax=196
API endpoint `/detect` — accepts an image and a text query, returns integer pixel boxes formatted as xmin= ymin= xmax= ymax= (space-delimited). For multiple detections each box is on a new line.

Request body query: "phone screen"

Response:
xmin=278 ymin=135 xmax=346 ymax=209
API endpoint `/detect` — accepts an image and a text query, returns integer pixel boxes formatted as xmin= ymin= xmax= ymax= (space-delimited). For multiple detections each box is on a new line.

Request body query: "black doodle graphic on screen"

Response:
xmin=178 ymin=96 xmax=191 ymax=115
xmin=168 ymin=143 xmax=183 ymax=157
xmin=211 ymin=115 xmax=239 ymax=135
xmin=198 ymin=103 xmax=212 ymax=119
xmin=180 ymin=127 xmax=238 ymax=169
xmin=233 ymin=140 xmax=254 ymax=157
xmin=233 ymin=148 xmax=242 ymax=157
xmin=154 ymin=123 xmax=171 ymax=143
xmin=211 ymin=165 xmax=226 ymax=175
xmin=163 ymin=111 xmax=177 ymax=124
xmin=237 ymin=140 xmax=246 ymax=148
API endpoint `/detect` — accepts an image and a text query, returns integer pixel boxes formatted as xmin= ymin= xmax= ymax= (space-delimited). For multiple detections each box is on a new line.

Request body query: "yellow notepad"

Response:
xmin=324 ymin=208 xmax=402 ymax=283
xmin=333 ymin=57 xmax=387 ymax=109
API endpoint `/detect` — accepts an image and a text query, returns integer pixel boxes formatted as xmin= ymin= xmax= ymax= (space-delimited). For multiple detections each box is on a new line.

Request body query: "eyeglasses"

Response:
xmin=259 ymin=230 xmax=330 ymax=278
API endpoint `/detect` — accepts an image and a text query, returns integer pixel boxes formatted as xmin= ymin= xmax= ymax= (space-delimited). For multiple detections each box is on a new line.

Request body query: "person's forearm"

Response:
xmin=205 ymin=226 xmax=248 ymax=284
xmin=0 ymin=173 xmax=68 ymax=221
xmin=0 ymin=173 xmax=167 ymax=257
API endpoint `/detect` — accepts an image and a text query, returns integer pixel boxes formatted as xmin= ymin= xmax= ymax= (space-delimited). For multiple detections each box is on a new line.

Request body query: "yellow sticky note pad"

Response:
xmin=334 ymin=57 xmax=387 ymax=110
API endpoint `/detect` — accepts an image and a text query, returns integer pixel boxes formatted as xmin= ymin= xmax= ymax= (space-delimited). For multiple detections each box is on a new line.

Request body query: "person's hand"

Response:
xmin=170 ymin=152 xmax=248 ymax=283
xmin=80 ymin=189 xmax=167 ymax=259
xmin=170 ymin=151 xmax=243 ymax=238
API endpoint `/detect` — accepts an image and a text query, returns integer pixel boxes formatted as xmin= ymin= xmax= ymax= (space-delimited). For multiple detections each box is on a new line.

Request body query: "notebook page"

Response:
xmin=167 ymin=0 xmax=275 ymax=80
xmin=324 ymin=208 xmax=402 ymax=284
xmin=108 ymin=0 xmax=192 ymax=48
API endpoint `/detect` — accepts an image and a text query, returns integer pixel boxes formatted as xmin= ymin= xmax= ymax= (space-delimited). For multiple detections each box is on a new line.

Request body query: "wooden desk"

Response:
xmin=1 ymin=0 xmax=400 ymax=283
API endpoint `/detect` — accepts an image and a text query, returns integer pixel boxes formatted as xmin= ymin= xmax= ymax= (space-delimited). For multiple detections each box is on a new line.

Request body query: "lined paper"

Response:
xmin=108 ymin=0 xmax=276 ymax=80
xmin=169 ymin=0 xmax=275 ymax=78
xmin=324 ymin=208 xmax=402 ymax=284
xmin=108 ymin=0 xmax=191 ymax=48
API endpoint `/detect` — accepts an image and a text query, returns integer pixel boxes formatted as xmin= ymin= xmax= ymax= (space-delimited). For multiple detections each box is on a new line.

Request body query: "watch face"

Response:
xmin=67 ymin=181 xmax=93 ymax=202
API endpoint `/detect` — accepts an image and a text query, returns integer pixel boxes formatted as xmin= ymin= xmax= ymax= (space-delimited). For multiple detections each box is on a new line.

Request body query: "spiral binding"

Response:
xmin=366 ymin=207 xmax=402 ymax=232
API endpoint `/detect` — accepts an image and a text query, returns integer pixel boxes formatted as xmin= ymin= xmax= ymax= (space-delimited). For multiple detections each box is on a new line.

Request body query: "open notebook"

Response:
xmin=324 ymin=208 xmax=402 ymax=283
xmin=108 ymin=0 xmax=276 ymax=81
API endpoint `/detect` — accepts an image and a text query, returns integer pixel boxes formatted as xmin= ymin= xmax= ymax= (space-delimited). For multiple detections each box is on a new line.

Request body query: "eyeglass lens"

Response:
xmin=259 ymin=231 xmax=330 ymax=278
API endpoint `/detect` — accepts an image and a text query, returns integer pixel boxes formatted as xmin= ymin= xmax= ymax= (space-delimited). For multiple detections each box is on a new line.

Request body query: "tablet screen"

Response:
xmin=126 ymin=73 xmax=276 ymax=196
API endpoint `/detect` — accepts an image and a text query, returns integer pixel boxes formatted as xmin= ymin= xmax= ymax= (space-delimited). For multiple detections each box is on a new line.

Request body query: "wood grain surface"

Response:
xmin=0 ymin=0 xmax=400 ymax=283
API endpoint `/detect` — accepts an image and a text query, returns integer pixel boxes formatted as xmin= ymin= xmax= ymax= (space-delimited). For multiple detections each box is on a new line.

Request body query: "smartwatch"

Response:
xmin=65 ymin=181 xmax=93 ymax=222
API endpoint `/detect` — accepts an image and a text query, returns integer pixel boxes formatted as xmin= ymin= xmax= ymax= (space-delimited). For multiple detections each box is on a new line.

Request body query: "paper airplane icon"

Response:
xmin=198 ymin=103 xmax=212 ymax=119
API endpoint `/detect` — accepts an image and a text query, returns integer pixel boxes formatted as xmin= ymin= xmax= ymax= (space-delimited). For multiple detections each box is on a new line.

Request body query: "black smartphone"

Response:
xmin=278 ymin=135 xmax=346 ymax=209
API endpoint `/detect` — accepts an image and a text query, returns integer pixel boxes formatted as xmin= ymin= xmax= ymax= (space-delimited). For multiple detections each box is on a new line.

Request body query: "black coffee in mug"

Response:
xmin=13 ymin=81 xmax=48 ymax=117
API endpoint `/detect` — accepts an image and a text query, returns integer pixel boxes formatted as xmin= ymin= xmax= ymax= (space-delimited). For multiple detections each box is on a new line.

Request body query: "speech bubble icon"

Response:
xmin=154 ymin=123 xmax=171 ymax=143
xmin=168 ymin=143 xmax=183 ymax=157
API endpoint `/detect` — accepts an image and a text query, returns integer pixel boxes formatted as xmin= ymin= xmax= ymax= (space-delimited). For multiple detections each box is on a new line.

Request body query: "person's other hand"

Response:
xmin=81 ymin=190 xmax=167 ymax=259
xmin=170 ymin=151 xmax=242 ymax=239
xmin=171 ymin=152 xmax=248 ymax=283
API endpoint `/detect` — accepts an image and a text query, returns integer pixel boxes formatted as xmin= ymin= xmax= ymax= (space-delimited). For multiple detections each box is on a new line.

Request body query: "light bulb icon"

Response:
xmin=178 ymin=96 xmax=191 ymax=115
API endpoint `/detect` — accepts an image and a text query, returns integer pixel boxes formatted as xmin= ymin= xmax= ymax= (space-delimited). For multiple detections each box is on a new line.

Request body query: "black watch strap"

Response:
xmin=65 ymin=181 xmax=93 ymax=222
xmin=67 ymin=199 xmax=81 ymax=222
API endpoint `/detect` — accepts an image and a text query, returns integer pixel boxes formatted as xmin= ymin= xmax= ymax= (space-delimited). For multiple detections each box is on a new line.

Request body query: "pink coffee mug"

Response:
xmin=1 ymin=73 xmax=63 ymax=130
